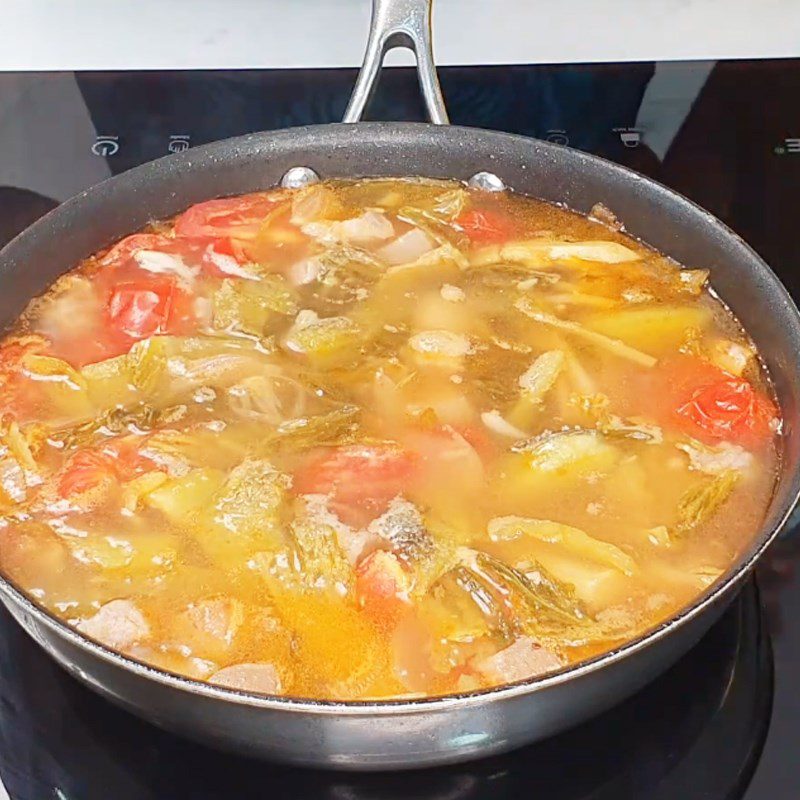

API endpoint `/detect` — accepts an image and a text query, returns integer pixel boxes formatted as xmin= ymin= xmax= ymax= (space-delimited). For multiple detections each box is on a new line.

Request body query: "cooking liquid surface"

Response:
xmin=0 ymin=178 xmax=781 ymax=700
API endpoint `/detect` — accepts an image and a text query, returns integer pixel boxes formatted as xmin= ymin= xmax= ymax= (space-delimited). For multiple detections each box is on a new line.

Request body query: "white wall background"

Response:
xmin=1 ymin=0 xmax=798 ymax=71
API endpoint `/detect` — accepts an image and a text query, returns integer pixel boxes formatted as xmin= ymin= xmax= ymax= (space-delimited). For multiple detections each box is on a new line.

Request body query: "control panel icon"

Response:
xmin=545 ymin=129 xmax=569 ymax=146
xmin=169 ymin=135 xmax=191 ymax=154
xmin=774 ymin=137 xmax=799 ymax=155
xmin=613 ymin=127 xmax=642 ymax=148
xmin=91 ymin=136 xmax=119 ymax=157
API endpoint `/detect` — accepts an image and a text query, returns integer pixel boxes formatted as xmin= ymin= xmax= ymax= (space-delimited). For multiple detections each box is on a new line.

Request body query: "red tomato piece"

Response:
xmin=661 ymin=356 xmax=778 ymax=446
xmin=99 ymin=233 xmax=172 ymax=267
xmin=48 ymin=332 xmax=126 ymax=369
xmin=450 ymin=423 xmax=499 ymax=462
xmin=454 ymin=208 xmax=516 ymax=244
xmin=107 ymin=281 xmax=173 ymax=340
xmin=174 ymin=194 xmax=279 ymax=241
xmin=402 ymin=424 xmax=485 ymax=486
xmin=58 ymin=450 xmax=118 ymax=499
xmin=355 ymin=550 xmax=410 ymax=626
xmin=105 ymin=276 xmax=194 ymax=343
xmin=58 ymin=440 xmax=156 ymax=501
xmin=105 ymin=437 xmax=157 ymax=480
xmin=676 ymin=377 xmax=777 ymax=445
xmin=199 ymin=237 xmax=251 ymax=278
xmin=293 ymin=444 xmax=418 ymax=522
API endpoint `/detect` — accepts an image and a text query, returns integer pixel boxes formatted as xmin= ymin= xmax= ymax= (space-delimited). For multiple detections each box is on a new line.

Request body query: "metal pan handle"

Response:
xmin=343 ymin=0 xmax=449 ymax=125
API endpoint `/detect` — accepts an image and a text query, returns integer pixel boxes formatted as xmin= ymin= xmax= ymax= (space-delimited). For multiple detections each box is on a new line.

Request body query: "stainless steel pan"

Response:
xmin=0 ymin=0 xmax=798 ymax=770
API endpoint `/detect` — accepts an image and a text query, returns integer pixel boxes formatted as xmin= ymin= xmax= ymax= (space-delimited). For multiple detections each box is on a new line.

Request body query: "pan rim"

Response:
xmin=1 ymin=120 xmax=798 ymax=715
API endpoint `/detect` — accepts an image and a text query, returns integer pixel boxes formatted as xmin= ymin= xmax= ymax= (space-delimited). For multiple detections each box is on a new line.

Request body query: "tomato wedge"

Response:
xmin=454 ymin=208 xmax=516 ymax=245
xmin=199 ymin=237 xmax=252 ymax=278
xmin=58 ymin=450 xmax=118 ymax=499
xmin=58 ymin=440 xmax=156 ymax=501
xmin=174 ymin=194 xmax=280 ymax=241
xmin=450 ymin=423 xmax=499 ymax=462
xmin=676 ymin=377 xmax=777 ymax=446
xmin=659 ymin=356 xmax=778 ymax=446
xmin=100 ymin=231 xmax=246 ymax=277
xmin=402 ymin=424 xmax=486 ymax=481
xmin=355 ymin=550 xmax=410 ymax=625
xmin=99 ymin=233 xmax=173 ymax=267
xmin=293 ymin=444 xmax=418 ymax=523
xmin=105 ymin=437 xmax=158 ymax=480
xmin=105 ymin=276 xmax=194 ymax=344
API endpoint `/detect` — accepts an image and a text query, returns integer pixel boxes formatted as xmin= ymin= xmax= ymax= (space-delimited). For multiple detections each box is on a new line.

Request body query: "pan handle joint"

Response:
xmin=343 ymin=0 xmax=449 ymax=125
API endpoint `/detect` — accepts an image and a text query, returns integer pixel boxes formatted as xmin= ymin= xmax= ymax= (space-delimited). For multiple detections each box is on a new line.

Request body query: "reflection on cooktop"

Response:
xmin=0 ymin=581 xmax=770 ymax=800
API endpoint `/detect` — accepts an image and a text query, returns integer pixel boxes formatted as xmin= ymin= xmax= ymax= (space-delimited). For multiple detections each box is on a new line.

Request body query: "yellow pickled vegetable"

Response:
xmin=282 ymin=310 xmax=362 ymax=365
xmin=585 ymin=305 xmax=712 ymax=356
xmin=212 ymin=276 xmax=297 ymax=335
xmin=146 ymin=468 xmax=225 ymax=523
xmin=122 ymin=471 xmax=169 ymax=512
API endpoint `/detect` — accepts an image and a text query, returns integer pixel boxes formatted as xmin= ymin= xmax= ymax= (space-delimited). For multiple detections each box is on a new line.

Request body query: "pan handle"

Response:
xmin=343 ymin=0 xmax=449 ymax=125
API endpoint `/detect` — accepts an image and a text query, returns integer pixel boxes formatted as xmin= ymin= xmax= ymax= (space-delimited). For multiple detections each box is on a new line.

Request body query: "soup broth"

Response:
xmin=0 ymin=178 xmax=780 ymax=699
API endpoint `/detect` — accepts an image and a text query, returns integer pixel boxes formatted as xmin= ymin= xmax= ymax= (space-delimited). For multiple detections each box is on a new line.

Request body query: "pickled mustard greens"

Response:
xmin=0 ymin=178 xmax=781 ymax=700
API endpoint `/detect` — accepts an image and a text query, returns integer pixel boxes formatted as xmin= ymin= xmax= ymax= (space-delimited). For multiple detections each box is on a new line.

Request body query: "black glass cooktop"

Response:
xmin=0 ymin=59 xmax=799 ymax=799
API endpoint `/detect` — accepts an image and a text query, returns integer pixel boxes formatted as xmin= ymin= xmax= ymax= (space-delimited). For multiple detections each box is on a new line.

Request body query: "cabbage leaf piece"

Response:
xmin=81 ymin=334 xmax=275 ymax=405
xmin=472 ymin=551 xmax=589 ymax=629
xmin=488 ymin=516 xmax=637 ymax=576
xmin=213 ymin=458 xmax=290 ymax=544
xmin=674 ymin=470 xmax=739 ymax=534
xmin=249 ymin=496 xmax=354 ymax=597
xmin=515 ymin=297 xmax=657 ymax=368
xmin=599 ymin=415 xmax=663 ymax=444
xmin=288 ymin=497 xmax=354 ymax=592
xmin=427 ymin=548 xmax=590 ymax=645
xmin=283 ymin=311 xmax=362 ymax=365
xmin=20 ymin=353 xmax=94 ymax=422
xmin=261 ymin=404 xmax=362 ymax=453
xmin=51 ymin=402 xmax=187 ymax=449
xmin=212 ymin=275 xmax=297 ymax=336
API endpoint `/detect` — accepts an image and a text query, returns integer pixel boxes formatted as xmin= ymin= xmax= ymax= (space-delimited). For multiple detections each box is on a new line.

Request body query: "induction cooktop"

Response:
xmin=0 ymin=58 xmax=798 ymax=799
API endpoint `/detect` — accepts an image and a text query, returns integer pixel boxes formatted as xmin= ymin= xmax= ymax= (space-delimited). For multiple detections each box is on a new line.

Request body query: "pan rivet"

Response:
xmin=467 ymin=172 xmax=506 ymax=192
xmin=280 ymin=167 xmax=320 ymax=189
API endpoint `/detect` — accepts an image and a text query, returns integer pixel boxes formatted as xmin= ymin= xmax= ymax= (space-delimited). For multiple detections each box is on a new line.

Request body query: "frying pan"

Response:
xmin=0 ymin=0 xmax=798 ymax=770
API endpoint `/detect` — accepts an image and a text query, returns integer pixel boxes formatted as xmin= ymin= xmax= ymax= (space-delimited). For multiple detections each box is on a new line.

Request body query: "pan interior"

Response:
xmin=0 ymin=121 xmax=798 ymax=708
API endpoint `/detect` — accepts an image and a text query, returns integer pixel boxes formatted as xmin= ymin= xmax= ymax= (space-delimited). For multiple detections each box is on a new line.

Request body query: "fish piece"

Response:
xmin=676 ymin=439 xmax=753 ymax=475
xmin=180 ymin=597 xmax=244 ymax=656
xmin=77 ymin=599 xmax=150 ymax=650
xmin=473 ymin=636 xmax=563 ymax=683
xmin=367 ymin=496 xmax=434 ymax=565
xmin=210 ymin=662 xmax=283 ymax=694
